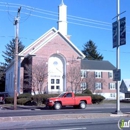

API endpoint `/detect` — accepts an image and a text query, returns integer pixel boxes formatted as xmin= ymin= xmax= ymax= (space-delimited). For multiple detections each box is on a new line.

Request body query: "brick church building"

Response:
xmin=6 ymin=1 xmax=116 ymax=99
xmin=6 ymin=1 xmax=85 ymax=96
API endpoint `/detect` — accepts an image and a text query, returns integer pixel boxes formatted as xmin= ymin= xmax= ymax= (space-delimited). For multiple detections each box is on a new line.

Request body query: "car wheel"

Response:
xmin=54 ymin=102 xmax=61 ymax=110
xmin=80 ymin=101 xmax=86 ymax=109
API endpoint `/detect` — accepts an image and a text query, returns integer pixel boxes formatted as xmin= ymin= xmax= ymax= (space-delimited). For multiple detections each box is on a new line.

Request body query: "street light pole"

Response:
xmin=14 ymin=7 xmax=21 ymax=110
xmin=116 ymin=0 xmax=121 ymax=114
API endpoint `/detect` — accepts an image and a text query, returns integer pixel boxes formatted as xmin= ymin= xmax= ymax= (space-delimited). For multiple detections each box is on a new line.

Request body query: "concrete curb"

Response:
xmin=110 ymin=113 xmax=130 ymax=117
xmin=0 ymin=113 xmax=130 ymax=123
xmin=0 ymin=113 xmax=110 ymax=123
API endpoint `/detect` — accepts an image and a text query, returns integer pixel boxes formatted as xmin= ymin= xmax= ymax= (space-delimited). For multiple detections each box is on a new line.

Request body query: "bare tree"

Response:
xmin=67 ymin=57 xmax=81 ymax=93
xmin=24 ymin=59 xmax=48 ymax=94
xmin=83 ymin=71 xmax=106 ymax=93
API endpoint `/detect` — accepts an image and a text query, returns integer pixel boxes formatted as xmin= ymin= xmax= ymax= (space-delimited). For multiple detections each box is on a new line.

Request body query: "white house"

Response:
xmin=120 ymin=79 xmax=130 ymax=99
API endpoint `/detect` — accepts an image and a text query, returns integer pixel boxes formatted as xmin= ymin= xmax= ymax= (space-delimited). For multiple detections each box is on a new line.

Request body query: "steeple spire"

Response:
xmin=58 ymin=0 xmax=67 ymax=36
xmin=61 ymin=0 xmax=64 ymax=5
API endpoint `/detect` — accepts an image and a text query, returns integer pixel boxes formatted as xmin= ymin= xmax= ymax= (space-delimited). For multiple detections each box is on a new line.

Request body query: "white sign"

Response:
xmin=113 ymin=69 xmax=121 ymax=81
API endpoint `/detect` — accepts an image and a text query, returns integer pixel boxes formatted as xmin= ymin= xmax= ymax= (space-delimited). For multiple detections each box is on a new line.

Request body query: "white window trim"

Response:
xmin=108 ymin=72 xmax=113 ymax=78
xmin=81 ymin=82 xmax=87 ymax=90
xmin=110 ymin=93 xmax=115 ymax=97
xmin=95 ymin=82 xmax=102 ymax=90
xmin=95 ymin=71 xmax=102 ymax=78
xmin=109 ymin=83 xmax=116 ymax=90
xmin=81 ymin=70 xmax=87 ymax=78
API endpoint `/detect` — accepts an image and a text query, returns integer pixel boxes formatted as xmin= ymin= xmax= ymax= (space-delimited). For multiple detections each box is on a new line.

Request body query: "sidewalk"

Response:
xmin=0 ymin=113 xmax=111 ymax=123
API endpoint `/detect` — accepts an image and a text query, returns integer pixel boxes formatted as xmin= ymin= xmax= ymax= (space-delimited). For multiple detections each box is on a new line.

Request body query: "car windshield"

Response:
xmin=58 ymin=93 xmax=66 ymax=97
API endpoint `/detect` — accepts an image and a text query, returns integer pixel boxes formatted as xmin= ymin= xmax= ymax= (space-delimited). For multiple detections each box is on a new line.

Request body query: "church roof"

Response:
xmin=19 ymin=27 xmax=85 ymax=58
xmin=81 ymin=59 xmax=116 ymax=70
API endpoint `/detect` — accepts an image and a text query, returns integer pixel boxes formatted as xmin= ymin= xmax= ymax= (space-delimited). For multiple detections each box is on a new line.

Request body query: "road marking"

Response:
xmin=58 ymin=127 xmax=87 ymax=130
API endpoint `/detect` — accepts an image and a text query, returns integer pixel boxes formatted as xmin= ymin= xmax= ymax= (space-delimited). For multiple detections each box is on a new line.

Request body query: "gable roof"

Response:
xmin=122 ymin=79 xmax=130 ymax=91
xmin=19 ymin=27 xmax=57 ymax=56
xmin=19 ymin=27 xmax=85 ymax=58
xmin=81 ymin=59 xmax=116 ymax=70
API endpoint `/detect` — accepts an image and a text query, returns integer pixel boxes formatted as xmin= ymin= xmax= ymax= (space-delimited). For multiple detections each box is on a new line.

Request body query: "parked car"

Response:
xmin=46 ymin=92 xmax=92 ymax=110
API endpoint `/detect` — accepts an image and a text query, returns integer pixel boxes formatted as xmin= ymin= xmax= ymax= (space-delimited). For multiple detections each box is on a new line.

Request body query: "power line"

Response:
xmin=68 ymin=14 xmax=111 ymax=25
xmin=2 ymin=3 xmax=111 ymax=27
xmin=68 ymin=18 xmax=111 ymax=27
xmin=68 ymin=21 xmax=111 ymax=31
xmin=1 ymin=8 xmax=130 ymax=33
xmin=97 ymin=49 xmax=130 ymax=54
xmin=0 ymin=2 xmax=130 ymax=55
xmin=0 ymin=35 xmax=34 ymax=39
xmin=0 ymin=2 xmax=130 ymax=30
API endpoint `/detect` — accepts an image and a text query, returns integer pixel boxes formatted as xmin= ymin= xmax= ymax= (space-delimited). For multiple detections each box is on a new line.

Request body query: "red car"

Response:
xmin=46 ymin=92 xmax=92 ymax=110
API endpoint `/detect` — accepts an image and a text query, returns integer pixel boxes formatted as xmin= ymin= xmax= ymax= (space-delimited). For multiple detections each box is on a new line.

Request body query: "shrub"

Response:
xmin=17 ymin=98 xmax=30 ymax=105
xmin=92 ymin=94 xmax=105 ymax=104
xmin=82 ymin=89 xmax=92 ymax=95
xmin=5 ymin=97 xmax=14 ymax=104
xmin=32 ymin=94 xmax=45 ymax=105
xmin=76 ymin=93 xmax=105 ymax=104
xmin=24 ymin=99 xmax=37 ymax=106
xmin=4 ymin=93 xmax=105 ymax=105
xmin=17 ymin=93 xmax=31 ymax=99
xmin=32 ymin=94 xmax=58 ymax=105
xmin=75 ymin=93 xmax=91 ymax=96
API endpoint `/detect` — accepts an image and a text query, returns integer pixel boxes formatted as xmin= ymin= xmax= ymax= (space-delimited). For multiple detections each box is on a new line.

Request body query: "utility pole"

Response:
xmin=14 ymin=7 xmax=21 ymax=110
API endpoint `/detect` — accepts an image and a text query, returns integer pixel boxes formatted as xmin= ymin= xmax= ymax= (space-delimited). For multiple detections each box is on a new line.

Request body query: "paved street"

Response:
xmin=0 ymin=103 xmax=130 ymax=122
xmin=0 ymin=116 xmax=129 ymax=130
xmin=0 ymin=103 xmax=130 ymax=130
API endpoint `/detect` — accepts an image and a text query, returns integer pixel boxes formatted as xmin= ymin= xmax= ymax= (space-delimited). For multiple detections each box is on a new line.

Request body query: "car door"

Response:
xmin=62 ymin=93 xmax=75 ymax=106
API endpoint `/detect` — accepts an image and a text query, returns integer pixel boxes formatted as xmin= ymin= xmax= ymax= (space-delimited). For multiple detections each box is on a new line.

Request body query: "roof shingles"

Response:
xmin=81 ymin=60 xmax=116 ymax=70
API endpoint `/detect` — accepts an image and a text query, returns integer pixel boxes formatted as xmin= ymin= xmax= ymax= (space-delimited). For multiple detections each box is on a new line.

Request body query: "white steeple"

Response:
xmin=57 ymin=0 xmax=67 ymax=36
xmin=61 ymin=0 xmax=64 ymax=5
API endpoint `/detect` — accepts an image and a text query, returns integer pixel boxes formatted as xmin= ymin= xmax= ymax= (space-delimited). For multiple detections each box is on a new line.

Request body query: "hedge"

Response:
xmin=5 ymin=97 xmax=14 ymax=104
xmin=17 ymin=93 xmax=31 ymax=99
xmin=76 ymin=93 xmax=105 ymax=104
xmin=17 ymin=98 xmax=30 ymax=105
xmin=82 ymin=89 xmax=92 ymax=95
xmin=91 ymin=94 xmax=105 ymax=104
xmin=5 ymin=93 xmax=105 ymax=105
xmin=32 ymin=94 xmax=59 ymax=105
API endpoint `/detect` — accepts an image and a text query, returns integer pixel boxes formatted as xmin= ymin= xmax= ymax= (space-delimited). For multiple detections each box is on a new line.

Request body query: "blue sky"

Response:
xmin=0 ymin=0 xmax=130 ymax=79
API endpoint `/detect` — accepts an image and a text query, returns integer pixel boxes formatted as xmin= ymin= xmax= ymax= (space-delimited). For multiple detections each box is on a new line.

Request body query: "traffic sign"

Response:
xmin=120 ymin=17 xmax=126 ymax=46
xmin=113 ymin=69 xmax=121 ymax=81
